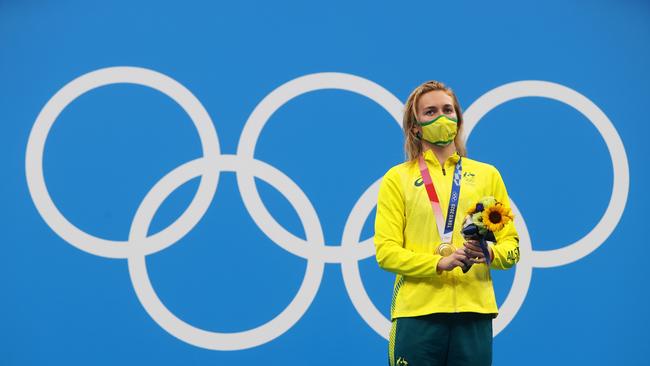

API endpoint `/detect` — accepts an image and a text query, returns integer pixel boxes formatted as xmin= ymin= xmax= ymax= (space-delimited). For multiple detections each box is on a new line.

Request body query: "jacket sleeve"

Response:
xmin=488 ymin=166 xmax=520 ymax=270
xmin=374 ymin=168 xmax=442 ymax=277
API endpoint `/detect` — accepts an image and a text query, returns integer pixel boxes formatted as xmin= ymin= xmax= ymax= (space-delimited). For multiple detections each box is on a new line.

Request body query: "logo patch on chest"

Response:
xmin=462 ymin=171 xmax=476 ymax=184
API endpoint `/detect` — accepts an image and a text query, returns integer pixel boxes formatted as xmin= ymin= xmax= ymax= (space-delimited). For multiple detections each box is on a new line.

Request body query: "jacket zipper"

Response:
xmin=452 ymin=271 xmax=458 ymax=312
xmin=440 ymin=160 xmax=456 ymax=311
xmin=431 ymin=156 xmax=458 ymax=310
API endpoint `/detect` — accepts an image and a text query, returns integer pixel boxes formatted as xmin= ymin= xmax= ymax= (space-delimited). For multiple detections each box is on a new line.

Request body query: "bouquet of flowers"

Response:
xmin=461 ymin=196 xmax=514 ymax=269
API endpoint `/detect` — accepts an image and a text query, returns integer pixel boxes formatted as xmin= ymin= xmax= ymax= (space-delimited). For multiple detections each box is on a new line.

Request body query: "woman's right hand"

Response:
xmin=436 ymin=248 xmax=471 ymax=272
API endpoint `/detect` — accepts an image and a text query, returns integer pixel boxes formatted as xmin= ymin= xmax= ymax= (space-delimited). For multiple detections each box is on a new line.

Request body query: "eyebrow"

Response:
xmin=423 ymin=103 xmax=454 ymax=110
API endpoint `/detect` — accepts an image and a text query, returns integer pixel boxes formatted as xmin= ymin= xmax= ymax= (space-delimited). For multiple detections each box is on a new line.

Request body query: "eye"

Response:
xmin=444 ymin=107 xmax=454 ymax=114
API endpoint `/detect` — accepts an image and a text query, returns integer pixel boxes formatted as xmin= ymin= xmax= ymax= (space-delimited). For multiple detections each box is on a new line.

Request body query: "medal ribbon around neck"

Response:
xmin=417 ymin=153 xmax=463 ymax=246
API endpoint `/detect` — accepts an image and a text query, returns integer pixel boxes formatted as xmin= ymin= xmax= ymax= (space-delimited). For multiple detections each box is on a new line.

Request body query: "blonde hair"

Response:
xmin=403 ymin=80 xmax=467 ymax=161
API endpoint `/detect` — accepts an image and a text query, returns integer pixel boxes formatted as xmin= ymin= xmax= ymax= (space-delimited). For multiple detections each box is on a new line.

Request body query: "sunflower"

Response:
xmin=467 ymin=202 xmax=484 ymax=215
xmin=481 ymin=203 xmax=514 ymax=232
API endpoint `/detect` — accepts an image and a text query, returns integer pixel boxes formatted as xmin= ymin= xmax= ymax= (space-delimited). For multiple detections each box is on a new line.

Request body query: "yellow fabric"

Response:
xmin=418 ymin=115 xmax=458 ymax=146
xmin=388 ymin=320 xmax=397 ymax=366
xmin=374 ymin=150 xmax=520 ymax=319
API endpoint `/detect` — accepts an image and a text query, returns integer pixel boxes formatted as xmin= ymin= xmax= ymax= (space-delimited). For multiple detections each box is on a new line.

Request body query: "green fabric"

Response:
xmin=417 ymin=115 xmax=458 ymax=126
xmin=390 ymin=313 xmax=492 ymax=366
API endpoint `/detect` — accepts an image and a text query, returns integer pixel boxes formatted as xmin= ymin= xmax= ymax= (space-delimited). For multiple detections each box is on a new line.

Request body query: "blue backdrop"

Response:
xmin=1 ymin=1 xmax=648 ymax=365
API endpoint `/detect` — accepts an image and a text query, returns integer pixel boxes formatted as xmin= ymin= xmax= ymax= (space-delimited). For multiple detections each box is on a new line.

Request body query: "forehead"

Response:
xmin=417 ymin=90 xmax=454 ymax=110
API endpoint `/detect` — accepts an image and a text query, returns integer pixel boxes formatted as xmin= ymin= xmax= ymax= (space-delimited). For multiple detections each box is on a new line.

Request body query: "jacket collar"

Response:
xmin=422 ymin=149 xmax=461 ymax=167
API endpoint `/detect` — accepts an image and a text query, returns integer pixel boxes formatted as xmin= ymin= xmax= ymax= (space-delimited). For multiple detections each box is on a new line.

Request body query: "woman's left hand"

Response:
xmin=463 ymin=240 xmax=493 ymax=264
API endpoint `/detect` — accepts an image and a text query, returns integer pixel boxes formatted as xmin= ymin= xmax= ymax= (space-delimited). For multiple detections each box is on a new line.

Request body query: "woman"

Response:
xmin=374 ymin=80 xmax=520 ymax=366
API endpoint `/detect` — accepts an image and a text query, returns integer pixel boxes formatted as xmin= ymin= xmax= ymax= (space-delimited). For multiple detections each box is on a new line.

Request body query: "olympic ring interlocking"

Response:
xmin=25 ymin=67 xmax=629 ymax=351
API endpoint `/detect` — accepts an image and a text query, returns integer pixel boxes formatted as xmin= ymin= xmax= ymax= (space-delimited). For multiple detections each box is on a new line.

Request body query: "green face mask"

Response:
xmin=416 ymin=115 xmax=458 ymax=146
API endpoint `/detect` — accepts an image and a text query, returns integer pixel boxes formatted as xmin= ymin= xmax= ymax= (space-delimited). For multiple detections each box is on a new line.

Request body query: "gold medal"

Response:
xmin=437 ymin=242 xmax=456 ymax=257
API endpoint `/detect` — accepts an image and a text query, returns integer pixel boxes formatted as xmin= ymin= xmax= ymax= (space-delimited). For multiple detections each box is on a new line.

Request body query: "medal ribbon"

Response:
xmin=417 ymin=154 xmax=463 ymax=245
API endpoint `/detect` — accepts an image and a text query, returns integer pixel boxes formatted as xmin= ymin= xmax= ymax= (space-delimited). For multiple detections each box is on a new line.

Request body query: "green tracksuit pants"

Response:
xmin=389 ymin=313 xmax=493 ymax=366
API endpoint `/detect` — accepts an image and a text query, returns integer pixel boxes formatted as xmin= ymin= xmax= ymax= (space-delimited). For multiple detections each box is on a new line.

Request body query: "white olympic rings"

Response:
xmin=25 ymin=67 xmax=629 ymax=349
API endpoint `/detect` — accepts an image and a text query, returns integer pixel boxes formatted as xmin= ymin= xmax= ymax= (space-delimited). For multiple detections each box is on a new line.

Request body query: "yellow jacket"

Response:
xmin=374 ymin=150 xmax=520 ymax=319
